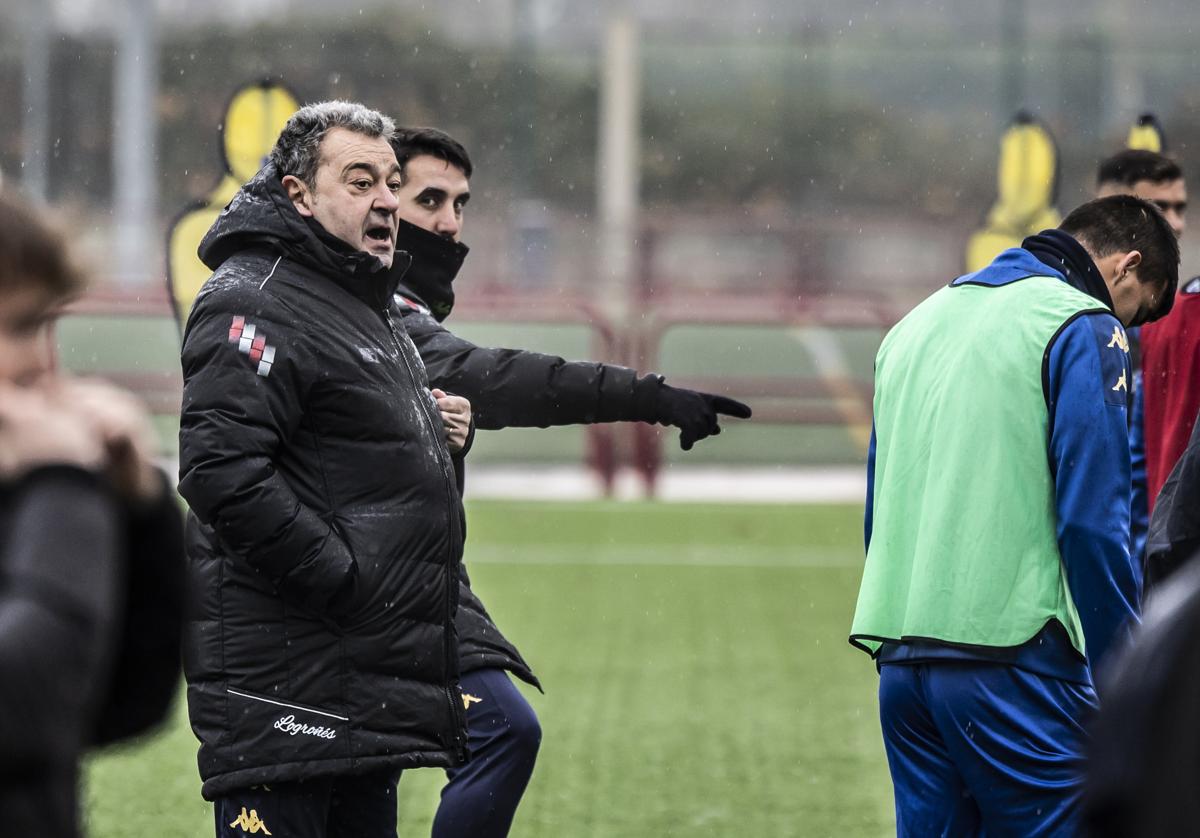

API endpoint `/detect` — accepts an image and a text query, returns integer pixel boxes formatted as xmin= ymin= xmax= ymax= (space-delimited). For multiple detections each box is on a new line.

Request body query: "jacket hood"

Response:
xmin=1022 ymin=229 xmax=1115 ymax=312
xmin=390 ymin=218 xmax=469 ymax=322
xmin=951 ymin=230 xmax=1116 ymax=313
xmin=199 ymin=162 xmax=408 ymax=307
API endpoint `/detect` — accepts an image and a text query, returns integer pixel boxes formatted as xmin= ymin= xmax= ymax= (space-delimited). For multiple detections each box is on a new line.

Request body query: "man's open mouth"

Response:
xmin=365 ymin=225 xmax=393 ymax=246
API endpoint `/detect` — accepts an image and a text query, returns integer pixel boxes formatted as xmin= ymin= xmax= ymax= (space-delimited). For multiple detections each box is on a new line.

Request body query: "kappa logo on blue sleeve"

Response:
xmin=1099 ymin=321 xmax=1131 ymax=407
xmin=1106 ymin=326 xmax=1130 ymax=353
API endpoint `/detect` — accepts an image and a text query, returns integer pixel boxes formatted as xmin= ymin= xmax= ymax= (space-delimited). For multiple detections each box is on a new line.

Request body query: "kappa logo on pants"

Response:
xmin=229 ymin=806 xmax=272 ymax=834
xmin=228 ymin=316 xmax=277 ymax=377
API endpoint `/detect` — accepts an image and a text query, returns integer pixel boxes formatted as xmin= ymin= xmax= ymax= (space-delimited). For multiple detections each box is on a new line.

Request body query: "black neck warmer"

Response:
xmin=1022 ymin=229 xmax=1114 ymax=310
xmin=391 ymin=218 xmax=469 ymax=322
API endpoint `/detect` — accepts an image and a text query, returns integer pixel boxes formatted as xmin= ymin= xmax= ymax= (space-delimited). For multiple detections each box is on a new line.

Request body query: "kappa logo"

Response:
xmin=229 ymin=807 xmax=272 ymax=835
xmin=229 ymin=316 xmax=277 ymax=377
xmin=1112 ymin=370 xmax=1128 ymax=393
xmin=462 ymin=692 xmax=483 ymax=710
xmin=1107 ymin=326 xmax=1130 ymax=353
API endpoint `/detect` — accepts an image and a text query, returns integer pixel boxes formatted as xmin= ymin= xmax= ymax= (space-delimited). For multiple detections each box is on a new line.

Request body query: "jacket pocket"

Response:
xmin=225 ymin=687 xmax=348 ymax=762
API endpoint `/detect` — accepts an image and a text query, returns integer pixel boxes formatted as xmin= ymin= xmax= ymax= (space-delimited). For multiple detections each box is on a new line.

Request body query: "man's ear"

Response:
xmin=282 ymin=174 xmax=314 ymax=218
xmin=1115 ymin=250 xmax=1143 ymax=282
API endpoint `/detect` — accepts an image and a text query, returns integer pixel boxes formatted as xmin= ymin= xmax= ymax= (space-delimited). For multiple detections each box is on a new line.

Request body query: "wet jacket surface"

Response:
xmin=178 ymin=164 xmax=466 ymax=800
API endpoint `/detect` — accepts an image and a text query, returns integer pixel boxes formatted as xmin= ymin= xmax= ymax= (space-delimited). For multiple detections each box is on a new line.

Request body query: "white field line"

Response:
xmin=465 ymin=466 xmax=867 ymax=504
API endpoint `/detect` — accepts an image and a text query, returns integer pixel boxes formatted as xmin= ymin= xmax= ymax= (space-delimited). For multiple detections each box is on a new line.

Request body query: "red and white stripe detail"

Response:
xmin=228 ymin=315 xmax=277 ymax=377
xmin=395 ymin=294 xmax=431 ymax=316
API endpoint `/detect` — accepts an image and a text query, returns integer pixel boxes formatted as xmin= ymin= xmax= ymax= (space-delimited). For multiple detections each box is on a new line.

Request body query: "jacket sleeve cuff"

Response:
xmin=630 ymin=374 xmax=665 ymax=422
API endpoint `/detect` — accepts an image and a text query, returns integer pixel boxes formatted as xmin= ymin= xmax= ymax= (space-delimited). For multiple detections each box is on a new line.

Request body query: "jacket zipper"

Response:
xmin=381 ymin=308 xmax=468 ymax=758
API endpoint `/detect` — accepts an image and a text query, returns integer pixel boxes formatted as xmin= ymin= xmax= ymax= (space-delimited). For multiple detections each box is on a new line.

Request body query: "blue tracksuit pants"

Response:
xmin=432 ymin=667 xmax=542 ymax=838
xmin=879 ymin=662 xmax=1097 ymax=837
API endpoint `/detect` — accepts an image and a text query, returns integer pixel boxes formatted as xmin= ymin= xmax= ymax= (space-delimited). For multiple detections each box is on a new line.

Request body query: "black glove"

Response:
xmin=633 ymin=375 xmax=752 ymax=451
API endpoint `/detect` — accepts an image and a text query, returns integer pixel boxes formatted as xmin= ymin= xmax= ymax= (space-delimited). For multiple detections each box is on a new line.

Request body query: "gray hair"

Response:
xmin=268 ymin=100 xmax=396 ymax=186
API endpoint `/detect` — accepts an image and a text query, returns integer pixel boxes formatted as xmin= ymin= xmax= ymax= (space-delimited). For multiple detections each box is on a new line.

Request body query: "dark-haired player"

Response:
xmin=851 ymin=196 xmax=1178 ymax=835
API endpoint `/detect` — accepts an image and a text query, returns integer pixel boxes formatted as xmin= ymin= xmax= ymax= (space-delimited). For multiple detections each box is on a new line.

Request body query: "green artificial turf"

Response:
xmin=83 ymin=500 xmax=892 ymax=837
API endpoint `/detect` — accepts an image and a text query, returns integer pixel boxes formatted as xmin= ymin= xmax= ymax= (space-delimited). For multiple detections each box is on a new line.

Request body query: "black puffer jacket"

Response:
xmin=178 ymin=165 xmax=466 ymax=801
xmin=393 ymin=219 xmax=659 ymax=689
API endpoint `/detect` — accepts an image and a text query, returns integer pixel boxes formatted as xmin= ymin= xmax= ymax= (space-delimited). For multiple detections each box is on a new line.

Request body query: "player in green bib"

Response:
xmin=851 ymin=196 xmax=1179 ymax=837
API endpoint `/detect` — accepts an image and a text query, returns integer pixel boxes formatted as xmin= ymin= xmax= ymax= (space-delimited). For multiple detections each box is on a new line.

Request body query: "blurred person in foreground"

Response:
xmin=1083 ymin=552 xmax=1200 ymax=837
xmin=0 ymin=191 xmax=184 ymax=837
xmin=1095 ymin=150 xmax=1192 ymax=579
xmin=386 ymin=127 xmax=752 ymax=837
xmin=178 ymin=102 xmax=472 ymax=837
xmin=850 ymin=196 xmax=1178 ymax=836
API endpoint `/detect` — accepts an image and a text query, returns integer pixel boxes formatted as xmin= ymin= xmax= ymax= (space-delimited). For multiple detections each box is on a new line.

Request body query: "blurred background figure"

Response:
xmin=1095 ymin=150 xmax=1185 ymax=237
xmin=0 ymin=189 xmax=184 ymax=837
xmin=964 ymin=112 xmax=1062 ymax=273
xmin=167 ymin=81 xmax=299 ymax=326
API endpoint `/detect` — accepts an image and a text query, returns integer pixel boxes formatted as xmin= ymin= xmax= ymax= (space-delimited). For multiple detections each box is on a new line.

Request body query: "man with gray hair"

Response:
xmin=178 ymin=100 xmax=471 ymax=836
